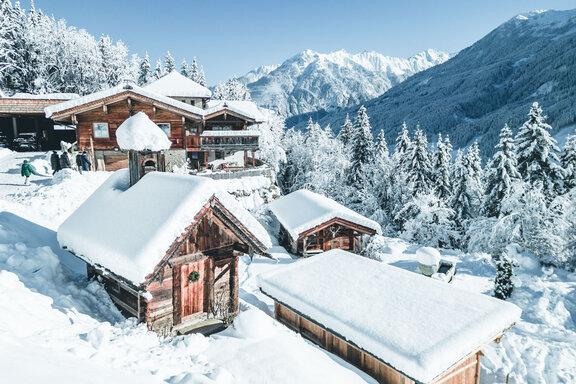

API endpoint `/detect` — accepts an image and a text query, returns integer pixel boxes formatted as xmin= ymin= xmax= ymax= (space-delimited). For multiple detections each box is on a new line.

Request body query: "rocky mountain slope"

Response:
xmin=239 ymin=49 xmax=450 ymax=117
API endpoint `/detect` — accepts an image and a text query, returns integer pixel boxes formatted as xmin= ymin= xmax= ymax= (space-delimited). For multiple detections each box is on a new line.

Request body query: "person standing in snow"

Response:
xmin=21 ymin=160 xmax=38 ymax=185
xmin=75 ymin=151 xmax=91 ymax=174
xmin=50 ymin=151 xmax=61 ymax=175
xmin=59 ymin=152 xmax=71 ymax=170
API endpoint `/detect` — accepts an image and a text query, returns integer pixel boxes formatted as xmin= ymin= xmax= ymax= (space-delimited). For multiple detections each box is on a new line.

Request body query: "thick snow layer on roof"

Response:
xmin=144 ymin=71 xmax=211 ymax=98
xmin=10 ymin=92 xmax=79 ymax=100
xmin=259 ymin=250 xmax=522 ymax=383
xmin=115 ymin=112 xmax=172 ymax=151
xmin=58 ymin=170 xmax=271 ymax=284
xmin=200 ymin=130 xmax=260 ymax=137
xmin=44 ymin=83 xmax=204 ymax=117
xmin=268 ymin=189 xmax=382 ymax=240
xmin=205 ymin=100 xmax=266 ymax=122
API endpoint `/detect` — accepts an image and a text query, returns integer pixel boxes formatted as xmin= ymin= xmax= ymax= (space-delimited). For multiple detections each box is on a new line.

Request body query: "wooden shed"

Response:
xmin=58 ymin=171 xmax=272 ymax=336
xmin=269 ymin=189 xmax=382 ymax=256
xmin=259 ymin=250 xmax=521 ymax=384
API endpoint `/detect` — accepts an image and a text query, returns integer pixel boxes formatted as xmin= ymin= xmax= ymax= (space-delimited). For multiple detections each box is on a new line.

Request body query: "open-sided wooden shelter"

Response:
xmin=58 ymin=171 xmax=272 ymax=335
xmin=269 ymin=189 xmax=382 ymax=256
xmin=259 ymin=250 xmax=521 ymax=384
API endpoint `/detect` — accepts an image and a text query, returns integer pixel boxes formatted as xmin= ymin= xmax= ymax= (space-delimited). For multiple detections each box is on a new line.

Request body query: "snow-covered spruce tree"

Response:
xmin=180 ymin=59 xmax=190 ymax=78
xmin=338 ymin=113 xmax=354 ymax=147
xmin=213 ymin=76 xmax=251 ymax=101
xmin=561 ymin=131 xmax=576 ymax=192
xmin=483 ymin=124 xmax=521 ymax=217
xmin=153 ymin=59 xmax=163 ymax=80
xmin=398 ymin=192 xmax=458 ymax=248
xmin=465 ymin=141 xmax=484 ymax=202
xmin=494 ymin=251 xmax=515 ymax=300
xmin=164 ymin=51 xmax=175 ymax=73
xmin=98 ymin=35 xmax=129 ymax=87
xmin=451 ymin=150 xmax=475 ymax=233
xmin=347 ymin=106 xmax=374 ymax=187
xmin=405 ymin=126 xmax=433 ymax=196
xmin=255 ymin=111 xmax=286 ymax=172
xmin=138 ymin=52 xmax=152 ymax=86
xmin=277 ymin=127 xmax=304 ymax=194
xmin=197 ymin=66 xmax=206 ymax=86
xmin=516 ymin=102 xmax=563 ymax=200
xmin=432 ymin=133 xmax=453 ymax=200
xmin=189 ymin=57 xmax=199 ymax=82
xmin=393 ymin=121 xmax=412 ymax=172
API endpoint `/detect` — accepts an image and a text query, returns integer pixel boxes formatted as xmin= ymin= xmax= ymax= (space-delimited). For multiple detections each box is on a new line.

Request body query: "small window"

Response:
xmin=157 ymin=123 xmax=171 ymax=137
xmin=190 ymin=100 xmax=195 ymax=106
xmin=93 ymin=123 xmax=109 ymax=138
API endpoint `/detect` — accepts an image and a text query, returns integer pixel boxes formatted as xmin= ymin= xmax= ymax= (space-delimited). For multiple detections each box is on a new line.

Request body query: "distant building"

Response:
xmin=0 ymin=93 xmax=77 ymax=150
xmin=269 ymin=190 xmax=381 ymax=256
xmin=44 ymin=72 xmax=264 ymax=171
xmin=259 ymin=250 xmax=521 ymax=384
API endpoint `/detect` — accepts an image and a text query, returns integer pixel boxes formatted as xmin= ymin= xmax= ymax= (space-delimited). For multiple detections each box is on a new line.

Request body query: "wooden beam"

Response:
xmin=127 ymin=97 xmax=132 ymax=108
xmin=71 ymin=114 xmax=78 ymax=125
xmin=152 ymin=106 xmax=156 ymax=116
xmin=103 ymin=104 xmax=108 ymax=115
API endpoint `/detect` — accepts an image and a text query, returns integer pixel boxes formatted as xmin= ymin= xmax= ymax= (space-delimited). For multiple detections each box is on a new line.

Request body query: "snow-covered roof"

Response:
xmin=115 ymin=112 xmax=172 ymax=151
xmin=45 ymin=83 xmax=205 ymax=118
xmin=10 ymin=92 xmax=79 ymax=100
xmin=268 ymin=189 xmax=382 ymax=241
xmin=258 ymin=250 xmax=521 ymax=383
xmin=144 ymin=71 xmax=211 ymax=98
xmin=57 ymin=170 xmax=272 ymax=284
xmin=205 ymin=100 xmax=266 ymax=122
xmin=200 ymin=130 xmax=260 ymax=137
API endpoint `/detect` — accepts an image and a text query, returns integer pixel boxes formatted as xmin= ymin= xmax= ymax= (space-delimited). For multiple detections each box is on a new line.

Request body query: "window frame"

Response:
xmin=157 ymin=123 xmax=171 ymax=138
xmin=92 ymin=122 xmax=109 ymax=139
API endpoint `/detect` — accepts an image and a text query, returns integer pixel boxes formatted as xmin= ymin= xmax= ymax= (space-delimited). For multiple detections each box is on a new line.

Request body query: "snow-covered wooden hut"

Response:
xmin=58 ymin=171 xmax=272 ymax=335
xmin=268 ymin=190 xmax=382 ymax=256
xmin=259 ymin=250 xmax=521 ymax=384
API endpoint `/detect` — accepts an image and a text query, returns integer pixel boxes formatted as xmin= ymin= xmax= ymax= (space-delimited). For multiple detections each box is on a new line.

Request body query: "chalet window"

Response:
xmin=213 ymin=126 xmax=232 ymax=131
xmin=190 ymin=100 xmax=195 ymax=106
xmin=190 ymin=127 xmax=197 ymax=134
xmin=93 ymin=123 xmax=109 ymax=138
xmin=157 ymin=123 xmax=171 ymax=137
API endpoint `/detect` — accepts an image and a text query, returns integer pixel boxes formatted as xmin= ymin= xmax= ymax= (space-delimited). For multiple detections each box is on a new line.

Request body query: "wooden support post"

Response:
xmin=71 ymin=114 xmax=78 ymax=125
xmin=89 ymin=135 xmax=96 ymax=171
xmin=103 ymin=104 xmax=108 ymax=115
xmin=244 ymin=150 xmax=247 ymax=168
xmin=11 ymin=117 xmax=17 ymax=137
xmin=251 ymin=150 xmax=255 ymax=167
xmin=127 ymin=97 xmax=132 ymax=108
xmin=152 ymin=106 xmax=157 ymax=117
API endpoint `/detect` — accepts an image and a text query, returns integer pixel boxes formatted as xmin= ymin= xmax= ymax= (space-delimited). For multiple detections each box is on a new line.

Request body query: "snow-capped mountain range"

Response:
xmin=310 ymin=9 xmax=576 ymax=156
xmin=239 ymin=49 xmax=450 ymax=117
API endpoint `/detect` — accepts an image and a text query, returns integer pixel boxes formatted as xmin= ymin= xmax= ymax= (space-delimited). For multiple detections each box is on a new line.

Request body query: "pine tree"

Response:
xmin=190 ymin=57 xmax=199 ymax=81
xmin=180 ymin=59 xmax=190 ymax=78
xmin=494 ymin=251 xmax=515 ymax=300
xmin=405 ymin=127 xmax=433 ymax=196
xmin=374 ymin=129 xmax=389 ymax=166
xmin=394 ymin=122 xmax=411 ymax=158
xmin=516 ymin=102 xmax=563 ymax=199
xmin=153 ymin=58 xmax=163 ymax=80
xmin=338 ymin=114 xmax=354 ymax=146
xmin=348 ymin=106 xmax=374 ymax=186
xmin=164 ymin=51 xmax=175 ymax=73
xmin=432 ymin=133 xmax=453 ymax=200
xmin=464 ymin=141 xmax=484 ymax=209
xmin=138 ymin=52 xmax=152 ymax=86
xmin=197 ymin=66 xmax=206 ymax=86
xmin=561 ymin=131 xmax=576 ymax=191
xmin=484 ymin=124 xmax=521 ymax=217
xmin=451 ymin=150 xmax=475 ymax=231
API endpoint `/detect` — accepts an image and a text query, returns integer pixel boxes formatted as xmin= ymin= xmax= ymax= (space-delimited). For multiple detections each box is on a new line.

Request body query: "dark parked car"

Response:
xmin=13 ymin=132 xmax=38 ymax=151
xmin=0 ymin=134 xmax=8 ymax=148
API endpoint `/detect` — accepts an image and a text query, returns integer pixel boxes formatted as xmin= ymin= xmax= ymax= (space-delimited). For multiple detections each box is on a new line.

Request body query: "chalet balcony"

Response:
xmin=199 ymin=130 xmax=260 ymax=151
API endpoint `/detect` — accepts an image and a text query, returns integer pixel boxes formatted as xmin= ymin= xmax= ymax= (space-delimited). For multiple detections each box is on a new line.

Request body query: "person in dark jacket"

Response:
xmin=21 ymin=160 xmax=38 ymax=185
xmin=75 ymin=151 xmax=92 ymax=174
xmin=59 ymin=153 xmax=71 ymax=169
xmin=50 ymin=151 xmax=61 ymax=175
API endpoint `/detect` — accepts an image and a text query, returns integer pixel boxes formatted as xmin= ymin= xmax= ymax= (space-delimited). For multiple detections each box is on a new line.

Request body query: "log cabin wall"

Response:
xmin=74 ymin=98 xmax=198 ymax=170
xmin=274 ymin=302 xmax=481 ymax=384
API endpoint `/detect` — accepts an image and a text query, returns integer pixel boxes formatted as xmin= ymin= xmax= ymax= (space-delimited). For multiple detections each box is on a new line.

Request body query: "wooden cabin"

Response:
xmin=57 ymin=171 xmax=272 ymax=336
xmin=259 ymin=250 xmax=521 ymax=384
xmin=0 ymin=93 xmax=77 ymax=150
xmin=269 ymin=189 xmax=381 ymax=256
xmin=45 ymin=73 xmax=265 ymax=171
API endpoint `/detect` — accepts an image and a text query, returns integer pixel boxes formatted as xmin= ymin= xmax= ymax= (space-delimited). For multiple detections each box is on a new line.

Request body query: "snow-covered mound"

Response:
xmin=115 ymin=111 xmax=172 ymax=151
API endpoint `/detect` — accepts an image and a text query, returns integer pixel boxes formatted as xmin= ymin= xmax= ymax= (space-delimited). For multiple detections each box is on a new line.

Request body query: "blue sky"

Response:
xmin=28 ymin=0 xmax=576 ymax=84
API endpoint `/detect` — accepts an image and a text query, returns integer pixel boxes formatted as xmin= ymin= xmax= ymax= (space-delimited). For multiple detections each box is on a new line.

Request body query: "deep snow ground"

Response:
xmin=1 ymin=149 xmax=575 ymax=383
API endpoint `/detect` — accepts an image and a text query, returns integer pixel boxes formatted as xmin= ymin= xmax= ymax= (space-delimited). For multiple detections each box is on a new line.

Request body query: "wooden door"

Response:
xmin=180 ymin=259 xmax=206 ymax=318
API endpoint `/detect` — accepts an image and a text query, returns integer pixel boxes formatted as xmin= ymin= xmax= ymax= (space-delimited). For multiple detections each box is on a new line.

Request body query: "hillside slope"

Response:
xmin=311 ymin=9 xmax=576 ymax=155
